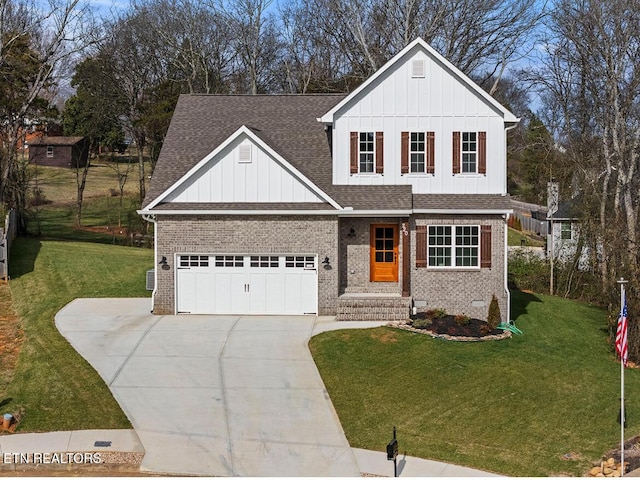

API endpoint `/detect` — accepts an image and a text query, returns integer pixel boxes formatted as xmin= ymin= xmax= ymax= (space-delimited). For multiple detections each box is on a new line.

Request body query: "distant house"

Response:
xmin=547 ymin=198 xmax=588 ymax=268
xmin=28 ymin=136 xmax=89 ymax=168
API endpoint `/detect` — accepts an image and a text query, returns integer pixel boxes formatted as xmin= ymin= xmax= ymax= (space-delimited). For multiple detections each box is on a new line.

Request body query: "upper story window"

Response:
xmin=410 ymin=133 xmax=425 ymax=173
xmin=461 ymin=132 xmax=477 ymax=173
xmin=350 ymin=131 xmax=384 ymax=175
xmin=453 ymin=131 xmax=486 ymax=175
xmin=359 ymin=132 xmax=375 ymax=173
xmin=401 ymin=131 xmax=435 ymax=175
xmin=46 ymin=146 xmax=54 ymax=158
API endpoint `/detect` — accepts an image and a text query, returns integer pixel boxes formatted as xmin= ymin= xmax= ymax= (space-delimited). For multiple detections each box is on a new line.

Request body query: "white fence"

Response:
xmin=0 ymin=209 xmax=17 ymax=281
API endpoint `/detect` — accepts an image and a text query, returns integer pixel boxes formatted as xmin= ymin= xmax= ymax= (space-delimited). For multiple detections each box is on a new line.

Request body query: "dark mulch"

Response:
xmin=410 ymin=313 xmax=502 ymax=338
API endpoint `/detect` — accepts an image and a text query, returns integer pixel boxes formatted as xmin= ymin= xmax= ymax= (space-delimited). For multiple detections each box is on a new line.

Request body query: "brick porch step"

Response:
xmin=336 ymin=294 xmax=411 ymax=321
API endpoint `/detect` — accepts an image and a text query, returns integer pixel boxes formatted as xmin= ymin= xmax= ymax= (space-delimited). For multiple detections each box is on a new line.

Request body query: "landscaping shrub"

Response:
xmin=487 ymin=294 xmax=501 ymax=329
xmin=426 ymin=308 xmax=447 ymax=320
xmin=412 ymin=318 xmax=432 ymax=328
xmin=28 ymin=187 xmax=49 ymax=206
xmin=454 ymin=314 xmax=471 ymax=326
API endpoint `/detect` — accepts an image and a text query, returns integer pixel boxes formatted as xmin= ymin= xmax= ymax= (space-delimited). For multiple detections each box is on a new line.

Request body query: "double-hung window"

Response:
xmin=461 ymin=132 xmax=477 ymax=173
xmin=427 ymin=225 xmax=479 ymax=267
xmin=410 ymin=132 xmax=425 ymax=173
xmin=561 ymin=222 xmax=572 ymax=240
xmin=359 ymin=132 xmax=375 ymax=173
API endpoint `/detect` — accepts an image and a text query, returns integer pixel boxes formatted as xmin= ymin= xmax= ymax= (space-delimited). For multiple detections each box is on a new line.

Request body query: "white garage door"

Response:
xmin=176 ymin=254 xmax=317 ymax=315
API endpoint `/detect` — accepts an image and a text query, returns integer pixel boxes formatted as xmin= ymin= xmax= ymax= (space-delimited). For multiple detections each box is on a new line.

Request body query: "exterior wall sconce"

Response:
xmin=159 ymin=256 xmax=170 ymax=270
xmin=347 ymin=227 xmax=356 ymax=237
xmin=322 ymin=256 xmax=332 ymax=270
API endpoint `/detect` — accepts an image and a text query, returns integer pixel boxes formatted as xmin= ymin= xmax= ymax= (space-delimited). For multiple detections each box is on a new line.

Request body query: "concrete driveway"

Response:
xmin=55 ymin=299 xmax=361 ymax=476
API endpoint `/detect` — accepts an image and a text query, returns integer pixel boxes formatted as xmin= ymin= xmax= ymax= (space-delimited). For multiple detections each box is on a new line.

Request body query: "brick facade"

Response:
xmin=338 ymin=217 xmax=404 ymax=295
xmin=411 ymin=214 xmax=508 ymax=322
xmin=153 ymin=213 xmax=508 ymax=322
xmin=154 ymin=215 xmax=338 ymax=315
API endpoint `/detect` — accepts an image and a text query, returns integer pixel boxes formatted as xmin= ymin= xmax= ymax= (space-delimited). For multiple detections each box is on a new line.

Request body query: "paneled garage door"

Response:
xmin=176 ymin=254 xmax=318 ymax=315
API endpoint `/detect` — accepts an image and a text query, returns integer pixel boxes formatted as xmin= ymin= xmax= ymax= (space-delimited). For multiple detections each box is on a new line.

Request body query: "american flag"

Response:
xmin=616 ymin=294 xmax=629 ymax=367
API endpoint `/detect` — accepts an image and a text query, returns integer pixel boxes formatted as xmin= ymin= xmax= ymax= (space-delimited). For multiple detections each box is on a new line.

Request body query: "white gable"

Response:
xmin=164 ymin=133 xmax=326 ymax=204
xmin=320 ymin=38 xmax=518 ymax=123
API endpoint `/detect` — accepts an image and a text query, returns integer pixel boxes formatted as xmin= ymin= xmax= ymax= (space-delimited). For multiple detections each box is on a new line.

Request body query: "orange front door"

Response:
xmin=370 ymin=224 xmax=399 ymax=282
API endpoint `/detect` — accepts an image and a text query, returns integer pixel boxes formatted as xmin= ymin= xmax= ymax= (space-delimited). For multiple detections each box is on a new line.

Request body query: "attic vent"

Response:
xmin=411 ymin=59 xmax=425 ymax=78
xmin=238 ymin=144 xmax=252 ymax=163
xmin=146 ymin=269 xmax=155 ymax=291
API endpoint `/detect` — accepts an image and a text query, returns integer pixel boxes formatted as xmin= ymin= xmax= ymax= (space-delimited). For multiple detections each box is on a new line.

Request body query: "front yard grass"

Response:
xmin=310 ymin=290 xmax=635 ymax=476
xmin=2 ymin=237 xmax=152 ymax=432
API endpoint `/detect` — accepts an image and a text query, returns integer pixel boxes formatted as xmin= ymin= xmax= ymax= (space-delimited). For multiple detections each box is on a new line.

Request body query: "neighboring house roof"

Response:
xmin=143 ymin=94 xmax=345 ymax=209
xmin=318 ymin=38 xmax=519 ymax=125
xmin=551 ymin=198 xmax=580 ymax=221
xmin=28 ymin=136 xmax=85 ymax=146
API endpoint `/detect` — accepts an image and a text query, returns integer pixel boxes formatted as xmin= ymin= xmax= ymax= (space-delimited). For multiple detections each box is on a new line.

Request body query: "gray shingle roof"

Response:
xmin=144 ymin=94 xmax=346 ymax=208
xmin=412 ymin=194 xmax=512 ymax=211
xmin=152 ymin=202 xmax=334 ymax=211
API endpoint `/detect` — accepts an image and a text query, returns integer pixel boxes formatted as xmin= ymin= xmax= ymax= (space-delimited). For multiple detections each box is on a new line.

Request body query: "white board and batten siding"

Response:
xmin=331 ymin=47 xmax=508 ymax=195
xmin=165 ymin=134 xmax=325 ymax=204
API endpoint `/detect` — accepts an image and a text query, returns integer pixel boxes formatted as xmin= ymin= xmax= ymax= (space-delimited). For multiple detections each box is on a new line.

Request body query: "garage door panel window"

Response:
xmin=215 ymin=255 xmax=244 ymax=267
xmin=250 ymin=255 xmax=279 ymax=267
xmin=179 ymin=255 xmax=209 ymax=267
xmin=285 ymin=256 xmax=315 ymax=268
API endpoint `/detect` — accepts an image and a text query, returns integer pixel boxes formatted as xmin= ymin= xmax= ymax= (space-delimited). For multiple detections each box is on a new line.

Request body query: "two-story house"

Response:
xmin=139 ymin=38 xmax=519 ymax=323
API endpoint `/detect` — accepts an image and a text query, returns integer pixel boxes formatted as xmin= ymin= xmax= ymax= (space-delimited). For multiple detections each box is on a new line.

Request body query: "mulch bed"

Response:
xmin=411 ymin=313 xmax=503 ymax=338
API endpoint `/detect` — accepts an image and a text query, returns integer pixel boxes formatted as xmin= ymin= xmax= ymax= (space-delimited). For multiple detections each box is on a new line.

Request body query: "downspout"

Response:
xmin=142 ymin=213 xmax=157 ymax=313
xmin=504 ymin=122 xmax=519 ymax=322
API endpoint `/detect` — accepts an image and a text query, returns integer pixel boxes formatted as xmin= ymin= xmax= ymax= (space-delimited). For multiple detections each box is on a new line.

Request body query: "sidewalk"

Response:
xmin=0 ymin=428 xmax=498 ymax=476
xmin=0 ymin=429 xmax=144 ymax=472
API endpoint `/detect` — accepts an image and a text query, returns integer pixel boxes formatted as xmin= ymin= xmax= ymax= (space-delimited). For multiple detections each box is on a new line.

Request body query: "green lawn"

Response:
xmin=508 ymin=227 xmax=545 ymax=247
xmin=310 ymin=291 xmax=634 ymax=476
xmin=3 ymin=237 xmax=152 ymax=431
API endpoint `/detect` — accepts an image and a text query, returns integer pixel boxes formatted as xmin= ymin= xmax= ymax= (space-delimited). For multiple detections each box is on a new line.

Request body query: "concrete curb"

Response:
xmin=0 ymin=429 xmax=144 ymax=473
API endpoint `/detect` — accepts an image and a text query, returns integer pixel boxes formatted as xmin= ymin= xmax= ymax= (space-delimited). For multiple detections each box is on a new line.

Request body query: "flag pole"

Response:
xmin=618 ymin=277 xmax=628 ymax=476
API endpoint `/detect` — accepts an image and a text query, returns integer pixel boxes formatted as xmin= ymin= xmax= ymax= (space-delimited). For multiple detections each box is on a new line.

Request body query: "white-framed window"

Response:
xmin=461 ymin=132 xmax=477 ymax=173
xmin=359 ymin=132 xmax=375 ymax=173
xmin=560 ymin=222 xmax=572 ymax=240
xmin=46 ymin=146 xmax=54 ymax=158
xmin=410 ymin=132 xmax=425 ymax=173
xmin=428 ymin=225 xmax=479 ymax=268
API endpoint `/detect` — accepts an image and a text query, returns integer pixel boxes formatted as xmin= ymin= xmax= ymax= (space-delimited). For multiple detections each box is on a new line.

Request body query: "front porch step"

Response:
xmin=336 ymin=295 xmax=411 ymax=321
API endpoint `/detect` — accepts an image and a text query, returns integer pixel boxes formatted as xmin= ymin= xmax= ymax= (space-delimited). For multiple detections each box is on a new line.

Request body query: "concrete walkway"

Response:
xmin=55 ymin=298 xmax=497 ymax=477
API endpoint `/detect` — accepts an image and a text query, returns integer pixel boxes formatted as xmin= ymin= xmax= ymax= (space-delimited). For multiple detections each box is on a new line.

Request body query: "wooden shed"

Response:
xmin=28 ymin=136 xmax=89 ymax=168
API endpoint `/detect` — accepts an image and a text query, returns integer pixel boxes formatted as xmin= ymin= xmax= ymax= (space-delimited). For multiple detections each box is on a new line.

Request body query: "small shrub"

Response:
xmin=109 ymin=188 xmax=119 ymax=197
xmin=425 ymin=308 xmax=447 ymax=320
xmin=412 ymin=318 xmax=432 ymax=329
xmin=480 ymin=323 xmax=493 ymax=335
xmin=487 ymin=294 xmax=501 ymax=329
xmin=455 ymin=314 xmax=471 ymax=326
xmin=28 ymin=187 xmax=49 ymax=206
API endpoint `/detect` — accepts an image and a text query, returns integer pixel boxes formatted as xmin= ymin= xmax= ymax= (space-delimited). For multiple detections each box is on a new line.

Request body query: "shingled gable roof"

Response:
xmin=143 ymin=94 xmax=347 ymax=209
xmin=319 ymin=37 xmax=519 ymax=125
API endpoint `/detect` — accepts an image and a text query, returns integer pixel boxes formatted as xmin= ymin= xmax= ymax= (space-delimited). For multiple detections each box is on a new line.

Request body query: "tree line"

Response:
xmin=2 ymin=0 xmax=640 ymax=359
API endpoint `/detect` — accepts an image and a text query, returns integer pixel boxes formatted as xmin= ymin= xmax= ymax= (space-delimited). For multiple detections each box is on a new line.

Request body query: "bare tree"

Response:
xmin=303 ymin=0 xmax=544 ymax=87
xmin=0 ymin=0 xmax=96 ymax=230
